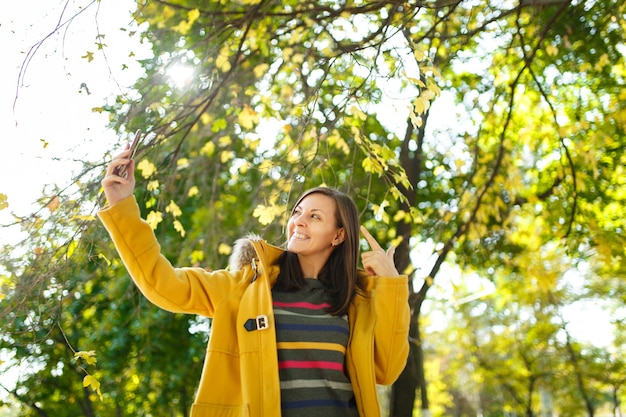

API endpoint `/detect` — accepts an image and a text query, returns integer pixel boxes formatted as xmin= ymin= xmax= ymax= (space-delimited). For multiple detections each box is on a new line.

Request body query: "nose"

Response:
xmin=292 ymin=213 xmax=307 ymax=227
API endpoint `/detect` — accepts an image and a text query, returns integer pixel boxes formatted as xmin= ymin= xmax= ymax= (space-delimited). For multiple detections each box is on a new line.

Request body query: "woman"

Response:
xmin=99 ymin=144 xmax=410 ymax=417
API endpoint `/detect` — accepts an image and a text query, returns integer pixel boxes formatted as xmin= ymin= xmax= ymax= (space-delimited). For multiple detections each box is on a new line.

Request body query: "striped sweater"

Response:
xmin=272 ymin=278 xmax=359 ymax=417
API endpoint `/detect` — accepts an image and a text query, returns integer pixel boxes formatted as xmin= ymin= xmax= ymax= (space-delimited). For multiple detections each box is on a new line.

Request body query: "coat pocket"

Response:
xmin=191 ymin=403 xmax=250 ymax=417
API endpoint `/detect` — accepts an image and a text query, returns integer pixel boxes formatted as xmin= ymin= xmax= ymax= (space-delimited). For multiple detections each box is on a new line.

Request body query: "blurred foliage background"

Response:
xmin=1 ymin=0 xmax=625 ymax=416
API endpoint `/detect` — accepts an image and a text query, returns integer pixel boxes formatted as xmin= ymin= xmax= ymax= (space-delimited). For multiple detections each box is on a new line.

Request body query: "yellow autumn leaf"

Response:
xmin=407 ymin=75 xmax=426 ymax=88
xmin=146 ymin=196 xmax=157 ymax=209
xmin=426 ymin=76 xmax=441 ymax=95
xmin=390 ymin=235 xmax=404 ymax=248
xmin=252 ymin=204 xmax=282 ymax=226
xmin=433 ymin=165 xmax=446 ymax=177
xmin=545 ymin=44 xmax=558 ymax=56
xmin=362 ymin=156 xmax=383 ymax=175
xmin=407 ymin=106 xmax=423 ymax=128
xmin=200 ymin=113 xmax=212 ymax=126
xmin=146 ymin=211 xmax=163 ymax=230
xmin=201 ymin=141 xmax=216 ymax=156
xmin=392 ymin=171 xmax=412 ymax=191
xmin=349 ymin=105 xmax=367 ymax=121
xmin=66 ymin=240 xmax=78 ymax=259
xmin=328 ymin=132 xmax=350 ymax=155
xmin=83 ymin=375 xmax=103 ymax=401
xmin=137 ymin=159 xmax=157 ymax=178
xmin=410 ymin=207 xmax=422 ymax=224
xmin=594 ymin=53 xmax=610 ymax=72
xmin=147 ymin=180 xmax=160 ymax=192
xmin=413 ymin=95 xmax=430 ymax=115
xmin=216 ymin=49 xmax=231 ymax=72
xmin=173 ymin=220 xmax=186 ymax=237
xmin=258 ymin=159 xmax=273 ymax=174
xmin=218 ymin=135 xmax=232 ymax=147
xmin=284 ymin=148 xmax=298 ymax=164
xmin=402 ymin=264 xmax=415 ymax=276
xmin=173 ymin=8 xmax=199 ymax=35
xmin=82 ymin=305 xmax=97 ymax=320
xmin=421 ymin=88 xmax=436 ymax=101
xmin=161 ymin=6 xmax=175 ymax=21
xmin=281 ymin=84 xmax=294 ymax=100
xmin=212 ymin=118 xmax=227 ymax=132
xmin=220 ymin=150 xmax=234 ymax=163
xmin=253 ymin=63 xmax=269 ymax=78
xmin=75 ymin=350 xmax=97 ymax=366
xmin=238 ymin=104 xmax=260 ymax=129
xmin=165 ymin=200 xmax=182 ymax=217
xmin=47 ymin=195 xmax=61 ymax=213
xmin=243 ymin=137 xmax=260 ymax=151
xmin=82 ymin=51 xmax=95 ymax=62
xmin=173 ymin=20 xmax=191 ymax=34
xmin=218 ymin=243 xmax=232 ymax=255
xmin=0 ymin=193 xmax=8 ymax=211
xmin=190 ymin=250 xmax=204 ymax=264
xmin=282 ymin=47 xmax=294 ymax=61
xmin=393 ymin=210 xmax=407 ymax=222
xmin=177 ymin=158 xmax=189 ymax=169
xmin=351 ymin=126 xmax=362 ymax=144
xmin=90 ymin=377 xmax=101 ymax=391
xmin=188 ymin=186 xmax=199 ymax=197
xmin=373 ymin=200 xmax=390 ymax=223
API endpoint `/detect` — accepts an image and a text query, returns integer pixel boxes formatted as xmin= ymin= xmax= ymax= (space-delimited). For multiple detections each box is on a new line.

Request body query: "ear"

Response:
xmin=332 ymin=228 xmax=346 ymax=246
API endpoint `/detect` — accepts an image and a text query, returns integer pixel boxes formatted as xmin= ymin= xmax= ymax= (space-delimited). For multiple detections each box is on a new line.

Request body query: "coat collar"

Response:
xmin=229 ymin=236 xmax=284 ymax=286
xmin=229 ymin=235 xmax=375 ymax=292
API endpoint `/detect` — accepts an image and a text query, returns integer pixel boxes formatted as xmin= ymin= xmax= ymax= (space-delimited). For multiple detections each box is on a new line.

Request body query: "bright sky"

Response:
xmin=0 ymin=0 xmax=146 ymax=244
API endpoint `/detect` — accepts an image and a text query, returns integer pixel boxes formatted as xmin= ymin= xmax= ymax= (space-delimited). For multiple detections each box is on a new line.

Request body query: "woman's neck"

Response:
xmin=297 ymin=254 xmax=329 ymax=279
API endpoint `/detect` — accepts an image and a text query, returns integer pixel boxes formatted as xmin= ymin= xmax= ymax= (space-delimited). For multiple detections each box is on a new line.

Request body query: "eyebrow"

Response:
xmin=295 ymin=206 xmax=327 ymax=214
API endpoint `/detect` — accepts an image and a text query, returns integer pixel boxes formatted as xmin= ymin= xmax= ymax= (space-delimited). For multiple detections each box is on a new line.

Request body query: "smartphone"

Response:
xmin=116 ymin=129 xmax=143 ymax=178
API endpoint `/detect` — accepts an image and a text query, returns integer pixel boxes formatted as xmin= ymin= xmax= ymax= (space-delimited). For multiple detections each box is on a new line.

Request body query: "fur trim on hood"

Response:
xmin=228 ymin=233 xmax=263 ymax=270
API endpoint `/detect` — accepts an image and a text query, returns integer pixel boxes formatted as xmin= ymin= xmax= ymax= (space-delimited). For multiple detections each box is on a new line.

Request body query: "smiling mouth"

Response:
xmin=293 ymin=233 xmax=308 ymax=240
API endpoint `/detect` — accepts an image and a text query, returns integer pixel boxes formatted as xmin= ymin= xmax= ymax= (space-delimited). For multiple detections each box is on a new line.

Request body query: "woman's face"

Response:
xmin=287 ymin=193 xmax=345 ymax=259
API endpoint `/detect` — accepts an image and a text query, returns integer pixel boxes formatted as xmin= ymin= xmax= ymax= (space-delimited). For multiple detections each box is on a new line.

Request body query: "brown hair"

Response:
xmin=275 ymin=187 xmax=360 ymax=316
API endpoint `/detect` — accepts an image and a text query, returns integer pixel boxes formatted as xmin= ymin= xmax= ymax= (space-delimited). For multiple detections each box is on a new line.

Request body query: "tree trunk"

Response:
xmin=389 ymin=295 xmax=429 ymax=417
xmin=388 ymin=107 xmax=430 ymax=417
xmin=612 ymin=386 xmax=622 ymax=417
xmin=81 ymin=386 xmax=96 ymax=417
xmin=390 ymin=309 xmax=419 ymax=416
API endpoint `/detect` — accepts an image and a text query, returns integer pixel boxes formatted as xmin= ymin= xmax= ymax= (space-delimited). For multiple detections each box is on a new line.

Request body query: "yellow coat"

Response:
xmin=98 ymin=196 xmax=410 ymax=417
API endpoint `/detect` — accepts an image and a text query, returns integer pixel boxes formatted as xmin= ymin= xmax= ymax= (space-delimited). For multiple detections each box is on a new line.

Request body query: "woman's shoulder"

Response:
xmin=228 ymin=234 xmax=284 ymax=271
xmin=356 ymin=270 xmax=376 ymax=293
xmin=356 ymin=272 xmax=409 ymax=294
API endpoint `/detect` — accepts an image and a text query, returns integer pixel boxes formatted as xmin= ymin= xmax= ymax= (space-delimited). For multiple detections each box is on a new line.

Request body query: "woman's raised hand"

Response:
xmin=101 ymin=144 xmax=136 ymax=206
xmin=360 ymin=226 xmax=400 ymax=277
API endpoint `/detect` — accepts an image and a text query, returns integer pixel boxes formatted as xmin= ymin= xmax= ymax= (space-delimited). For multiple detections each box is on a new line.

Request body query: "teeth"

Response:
xmin=294 ymin=233 xmax=308 ymax=239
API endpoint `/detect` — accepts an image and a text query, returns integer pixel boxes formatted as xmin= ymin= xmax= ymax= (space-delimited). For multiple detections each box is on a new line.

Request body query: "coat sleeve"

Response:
xmin=372 ymin=276 xmax=411 ymax=385
xmin=98 ymin=196 xmax=242 ymax=317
